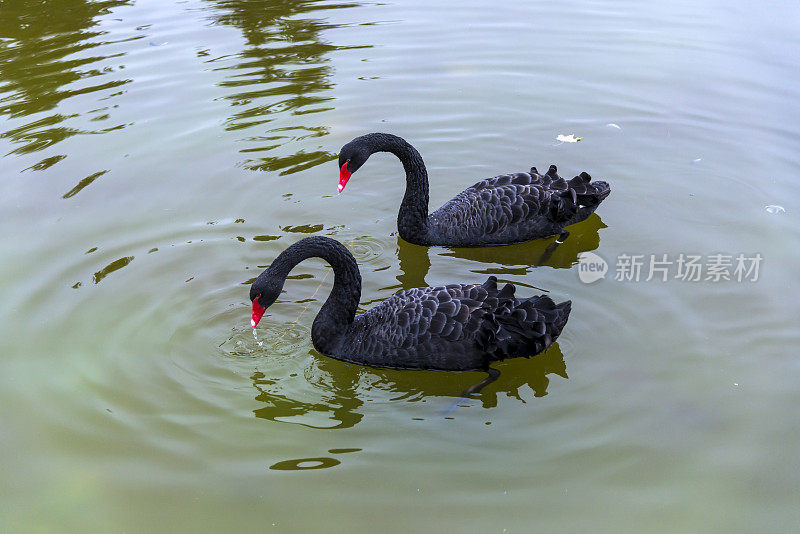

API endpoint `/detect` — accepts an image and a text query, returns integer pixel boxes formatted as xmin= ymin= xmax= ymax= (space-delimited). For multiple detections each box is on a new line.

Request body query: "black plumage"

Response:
xmin=337 ymin=133 xmax=611 ymax=246
xmin=250 ymin=237 xmax=571 ymax=372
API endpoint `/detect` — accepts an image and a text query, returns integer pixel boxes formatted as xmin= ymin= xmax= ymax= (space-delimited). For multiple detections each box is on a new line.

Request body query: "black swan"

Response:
xmin=250 ymin=236 xmax=571 ymax=391
xmin=337 ymin=133 xmax=610 ymax=247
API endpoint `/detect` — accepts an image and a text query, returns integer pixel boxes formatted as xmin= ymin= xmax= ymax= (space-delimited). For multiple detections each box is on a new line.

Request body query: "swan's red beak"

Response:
xmin=251 ymin=297 xmax=266 ymax=328
xmin=338 ymin=160 xmax=352 ymax=193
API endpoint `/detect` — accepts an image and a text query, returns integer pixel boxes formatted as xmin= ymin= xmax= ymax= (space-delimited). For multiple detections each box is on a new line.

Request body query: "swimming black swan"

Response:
xmin=250 ymin=236 xmax=571 ymax=392
xmin=337 ymin=133 xmax=610 ymax=247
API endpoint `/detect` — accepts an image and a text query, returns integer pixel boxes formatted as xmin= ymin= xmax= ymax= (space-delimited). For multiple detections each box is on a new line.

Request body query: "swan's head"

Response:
xmin=249 ymin=277 xmax=282 ymax=328
xmin=337 ymin=138 xmax=371 ymax=193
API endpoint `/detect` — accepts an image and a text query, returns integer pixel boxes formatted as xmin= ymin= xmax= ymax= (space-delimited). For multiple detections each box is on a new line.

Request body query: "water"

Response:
xmin=1 ymin=0 xmax=799 ymax=531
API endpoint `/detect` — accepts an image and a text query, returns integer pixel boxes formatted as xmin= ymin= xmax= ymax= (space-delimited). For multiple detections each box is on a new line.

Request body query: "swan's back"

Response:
xmin=331 ymin=276 xmax=571 ymax=371
xmin=428 ymin=165 xmax=610 ymax=246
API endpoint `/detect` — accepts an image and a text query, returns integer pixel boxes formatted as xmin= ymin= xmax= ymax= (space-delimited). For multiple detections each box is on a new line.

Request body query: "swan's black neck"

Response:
xmin=359 ymin=133 xmax=430 ymax=244
xmin=258 ymin=236 xmax=361 ymax=354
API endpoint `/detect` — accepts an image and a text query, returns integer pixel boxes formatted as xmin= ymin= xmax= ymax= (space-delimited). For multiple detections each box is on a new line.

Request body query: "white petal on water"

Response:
xmin=765 ymin=205 xmax=785 ymax=214
xmin=555 ymin=134 xmax=581 ymax=143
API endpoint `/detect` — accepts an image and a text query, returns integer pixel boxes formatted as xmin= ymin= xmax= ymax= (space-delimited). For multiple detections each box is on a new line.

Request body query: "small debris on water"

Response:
xmin=765 ymin=205 xmax=785 ymax=214
xmin=606 ymin=123 xmax=621 ymax=129
xmin=556 ymin=134 xmax=581 ymax=143
xmin=692 ymin=157 xmax=702 ymax=163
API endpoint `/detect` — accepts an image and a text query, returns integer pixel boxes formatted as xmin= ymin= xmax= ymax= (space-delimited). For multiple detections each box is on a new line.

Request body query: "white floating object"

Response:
xmin=692 ymin=157 xmax=702 ymax=163
xmin=606 ymin=123 xmax=621 ymax=129
xmin=556 ymin=134 xmax=581 ymax=143
xmin=765 ymin=205 xmax=785 ymax=214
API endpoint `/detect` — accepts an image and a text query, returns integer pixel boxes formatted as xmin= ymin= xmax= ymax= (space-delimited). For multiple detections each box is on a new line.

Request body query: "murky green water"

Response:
xmin=2 ymin=0 xmax=799 ymax=531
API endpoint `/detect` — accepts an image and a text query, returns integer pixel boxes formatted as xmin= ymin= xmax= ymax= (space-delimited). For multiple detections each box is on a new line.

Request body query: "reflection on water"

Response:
xmin=0 ymin=0 xmax=134 ymax=156
xmin=206 ymin=0 xmax=366 ymax=173
xmin=392 ymin=215 xmax=606 ymax=290
xmin=250 ymin=343 xmax=567 ymax=429
xmin=441 ymin=214 xmax=606 ymax=272
xmin=394 ymin=237 xmax=431 ymax=290
xmin=92 ymin=255 xmax=134 ymax=284
xmin=365 ymin=343 xmax=568 ymax=409
xmin=62 ymin=169 xmax=109 ymax=198
xmin=251 ymin=356 xmax=364 ymax=429
xmin=269 ymin=447 xmax=361 ymax=470
xmin=270 ymin=456 xmax=341 ymax=470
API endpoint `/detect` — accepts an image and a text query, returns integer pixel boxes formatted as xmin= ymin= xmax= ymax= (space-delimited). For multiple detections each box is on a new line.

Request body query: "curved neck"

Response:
xmin=263 ymin=237 xmax=361 ymax=354
xmin=361 ymin=133 xmax=430 ymax=243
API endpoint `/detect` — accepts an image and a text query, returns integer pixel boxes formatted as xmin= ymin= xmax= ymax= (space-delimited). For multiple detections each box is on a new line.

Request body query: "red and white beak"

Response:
xmin=251 ymin=297 xmax=266 ymax=328
xmin=338 ymin=160 xmax=352 ymax=193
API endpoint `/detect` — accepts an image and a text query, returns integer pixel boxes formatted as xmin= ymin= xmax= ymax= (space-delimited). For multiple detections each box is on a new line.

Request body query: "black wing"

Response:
xmin=334 ymin=277 xmax=571 ymax=371
xmin=428 ymin=166 xmax=610 ymax=245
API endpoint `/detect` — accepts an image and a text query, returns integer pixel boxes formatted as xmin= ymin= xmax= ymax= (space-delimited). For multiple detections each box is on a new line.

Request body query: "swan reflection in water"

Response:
xmin=395 ymin=214 xmax=607 ymax=290
xmin=250 ymin=342 xmax=567 ymax=430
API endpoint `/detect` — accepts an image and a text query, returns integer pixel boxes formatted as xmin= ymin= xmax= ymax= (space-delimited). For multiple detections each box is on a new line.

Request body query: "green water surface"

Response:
xmin=1 ymin=0 xmax=799 ymax=532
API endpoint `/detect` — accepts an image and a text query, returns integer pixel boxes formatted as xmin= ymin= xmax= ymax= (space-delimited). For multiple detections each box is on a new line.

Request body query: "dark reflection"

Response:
xmin=391 ymin=215 xmax=606 ymax=290
xmin=281 ymin=224 xmax=324 ymax=233
xmin=251 ymin=356 xmax=364 ymax=429
xmin=92 ymin=255 xmax=134 ymax=283
xmin=252 ymin=234 xmax=281 ymax=242
xmin=251 ymin=343 xmax=567 ymax=428
xmin=366 ymin=343 xmax=568 ymax=409
xmin=441 ymin=214 xmax=607 ymax=273
xmin=62 ymin=169 xmax=108 ymax=198
xmin=269 ymin=457 xmax=340 ymax=470
xmin=0 ymin=0 xmax=134 ymax=154
xmin=23 ymin=154 xmax=66 ymax=171
xmin=328 ymin=447 xmax=361 ymax=454
xmin=205 ymin=0 xmax=367 ymax=173
xmin=395 ymin=236 xmax=430 ymax=290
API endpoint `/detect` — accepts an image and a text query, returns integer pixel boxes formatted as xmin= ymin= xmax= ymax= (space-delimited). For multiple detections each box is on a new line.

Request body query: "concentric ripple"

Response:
xmin=342 ymin=236 xmax=387 ymax=265
xmin=219 ymin=320 xmax=312 ymax=359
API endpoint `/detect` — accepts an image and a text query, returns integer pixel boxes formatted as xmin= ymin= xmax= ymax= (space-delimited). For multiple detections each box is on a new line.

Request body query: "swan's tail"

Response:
xmin=546 ymin=167 xmax=611 ymax=225
xmin=476 ymin=277 xmax=571 ymax=361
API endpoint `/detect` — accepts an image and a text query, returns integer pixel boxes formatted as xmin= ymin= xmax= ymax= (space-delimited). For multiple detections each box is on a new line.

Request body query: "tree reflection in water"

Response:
xmin=205 ymin=0 xmax=366 ymax=174
xmin=0 ymin=0 xmax=133 ymax=155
